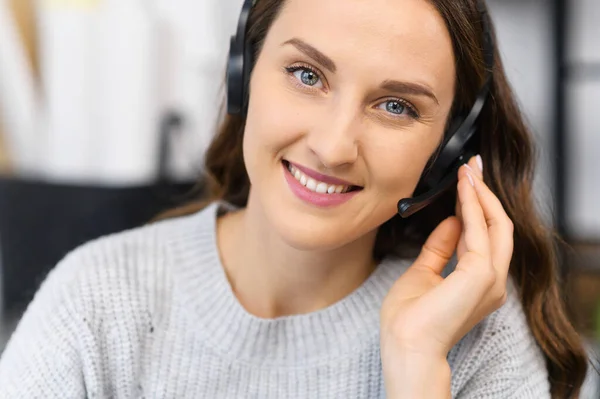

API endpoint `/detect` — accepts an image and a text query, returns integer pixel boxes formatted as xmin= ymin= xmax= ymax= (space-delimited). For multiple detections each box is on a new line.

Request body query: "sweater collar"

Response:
xmin=167 ymin=202 xmax=411 ymax=367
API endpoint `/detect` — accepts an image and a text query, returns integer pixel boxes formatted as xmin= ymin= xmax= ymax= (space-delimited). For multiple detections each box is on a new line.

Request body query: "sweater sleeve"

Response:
xmin=0 ymin=250 xmax=93 ymax=399
xmin=450 ymin=279 xmax=551 ymax=399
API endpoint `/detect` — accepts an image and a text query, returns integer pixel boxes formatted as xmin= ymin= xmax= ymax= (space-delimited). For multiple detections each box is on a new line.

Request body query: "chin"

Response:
xmin=270 ymin=213 xmax=355 ymax=252
xmin=260 ymin=190 xmax=377 ymax=253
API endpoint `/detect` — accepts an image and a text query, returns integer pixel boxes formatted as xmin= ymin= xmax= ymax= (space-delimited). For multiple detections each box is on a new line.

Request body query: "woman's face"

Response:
xmin=243 ymin=0 xmax=456 ymax=251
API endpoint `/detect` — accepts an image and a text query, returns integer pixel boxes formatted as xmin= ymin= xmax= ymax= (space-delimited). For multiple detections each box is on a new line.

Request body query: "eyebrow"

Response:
xmin=282 ymin=38 xmax=337 ymax=73
xmin=282 ymin=37 xmax=439 ymax=105
xmin=381 ymin=80 xmax=439 ymax=105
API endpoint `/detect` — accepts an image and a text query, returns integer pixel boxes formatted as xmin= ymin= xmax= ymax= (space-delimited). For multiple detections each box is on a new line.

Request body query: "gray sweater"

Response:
xmin=0 ymin=203 xmax=550 ymax=398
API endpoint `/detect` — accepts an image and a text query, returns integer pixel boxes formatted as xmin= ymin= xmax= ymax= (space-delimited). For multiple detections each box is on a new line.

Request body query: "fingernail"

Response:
xmin=466 ymin=171 xmax=475 ymax=187
xmin=476 ymin=154 xmax=483 ymax=173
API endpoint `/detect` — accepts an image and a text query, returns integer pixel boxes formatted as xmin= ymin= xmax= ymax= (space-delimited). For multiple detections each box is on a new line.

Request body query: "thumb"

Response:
xmin=413 ymin=216 xmax=461 ymax=275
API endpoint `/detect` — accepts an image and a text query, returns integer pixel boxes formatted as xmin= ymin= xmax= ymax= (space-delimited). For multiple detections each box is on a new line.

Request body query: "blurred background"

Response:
xmin=0 ymin=0 xmax=598 ymax=395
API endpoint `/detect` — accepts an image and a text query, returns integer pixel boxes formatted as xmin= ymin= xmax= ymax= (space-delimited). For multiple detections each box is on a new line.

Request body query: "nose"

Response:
xmin=305 ymin=101 xmax=360 ymax=169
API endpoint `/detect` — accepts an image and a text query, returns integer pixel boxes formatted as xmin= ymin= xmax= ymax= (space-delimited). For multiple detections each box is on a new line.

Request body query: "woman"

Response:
xmin=0 ymin=0 xmax=589 ymax=397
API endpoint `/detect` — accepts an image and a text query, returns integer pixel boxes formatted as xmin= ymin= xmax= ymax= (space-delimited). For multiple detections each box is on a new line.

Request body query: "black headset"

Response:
xmin=226 ymin=0 xmax=494 ymax=218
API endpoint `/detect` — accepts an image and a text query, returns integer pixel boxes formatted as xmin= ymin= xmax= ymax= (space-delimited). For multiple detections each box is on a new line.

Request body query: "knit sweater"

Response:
xmin=0 ymin=203 xmax=550 ymax=398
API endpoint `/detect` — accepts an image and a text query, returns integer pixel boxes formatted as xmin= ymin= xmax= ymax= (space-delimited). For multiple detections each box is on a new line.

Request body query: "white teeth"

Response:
xmin=286 ymin=163 xmax=351 ymax=194
xmin=316 ymin=182 xmax=328 ymax=194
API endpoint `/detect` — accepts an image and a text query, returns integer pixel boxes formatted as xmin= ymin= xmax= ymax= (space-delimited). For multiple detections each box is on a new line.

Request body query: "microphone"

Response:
xmin=397 ymin=151 xmax=473 ymax=218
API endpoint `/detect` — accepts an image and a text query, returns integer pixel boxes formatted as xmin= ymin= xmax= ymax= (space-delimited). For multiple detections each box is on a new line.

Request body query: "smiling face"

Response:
xmin=242 ymin=0 xmax=457 ymax=251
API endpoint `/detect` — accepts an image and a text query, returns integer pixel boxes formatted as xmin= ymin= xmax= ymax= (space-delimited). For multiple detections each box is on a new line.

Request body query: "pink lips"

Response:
xmin=282 ymin=161 xmax=361 ymax=208
xmin=288 ymin=161 xmax=357 ymax=187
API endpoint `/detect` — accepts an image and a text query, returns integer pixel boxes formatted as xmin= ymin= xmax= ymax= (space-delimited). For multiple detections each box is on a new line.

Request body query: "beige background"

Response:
xmin=0 ymin=0 xmax=38 ymax=174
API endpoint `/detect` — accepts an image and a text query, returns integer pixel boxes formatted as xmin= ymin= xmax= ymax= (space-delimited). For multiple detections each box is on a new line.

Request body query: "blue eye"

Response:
xmin=287 ymin=66 xmax=323 ymax=88
xmin=377 ymin=99 xmax=419 ymax=118
xmin=386 ymin=101 xmax=405 ymax=114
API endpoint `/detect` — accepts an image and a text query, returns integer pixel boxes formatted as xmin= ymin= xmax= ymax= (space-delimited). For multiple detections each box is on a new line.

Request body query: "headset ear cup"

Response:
xmin=227 ymin=0 xmax=254 ymax=116
xmin=227 ymin=35 xmax=245 ymax=115
xmin=241 ymin=41 xmax=254 ymax=115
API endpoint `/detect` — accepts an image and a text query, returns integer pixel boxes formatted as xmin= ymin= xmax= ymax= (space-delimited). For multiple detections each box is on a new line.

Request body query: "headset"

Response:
xmin=226 ymin=0 xmax=495 ymax=218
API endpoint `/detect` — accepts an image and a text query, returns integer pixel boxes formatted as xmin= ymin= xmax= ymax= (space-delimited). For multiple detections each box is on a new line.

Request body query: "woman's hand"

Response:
xmin=380 ymin=155 xmax=514 ymax=398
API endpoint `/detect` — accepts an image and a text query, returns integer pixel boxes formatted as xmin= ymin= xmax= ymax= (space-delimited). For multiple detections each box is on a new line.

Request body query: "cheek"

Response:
xmin=367 ymin=136 xmax=440 ymax=197
xmin=242 ymin=100 xmax=309 ymax=190
xmin=245 ymin=78 xmax=309 ymax=158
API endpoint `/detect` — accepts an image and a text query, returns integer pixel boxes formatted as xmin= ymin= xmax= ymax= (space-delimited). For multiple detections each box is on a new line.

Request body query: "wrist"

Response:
xmin=383 ymin=353 xmax=451 ymax=399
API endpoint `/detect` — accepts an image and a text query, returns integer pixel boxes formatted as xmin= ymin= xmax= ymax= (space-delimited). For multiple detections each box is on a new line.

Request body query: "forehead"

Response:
xmin=266 ymin=0 xmax=456 ymax=95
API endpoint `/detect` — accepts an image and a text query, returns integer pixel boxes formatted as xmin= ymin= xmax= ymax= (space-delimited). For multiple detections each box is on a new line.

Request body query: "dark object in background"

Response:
xmin=0 ymin=178 xmax=199 ymax=313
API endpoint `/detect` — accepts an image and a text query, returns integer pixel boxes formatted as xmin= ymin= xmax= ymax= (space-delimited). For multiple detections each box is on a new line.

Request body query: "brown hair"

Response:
xmin=160 ymin=0 xmax=590 ymax=396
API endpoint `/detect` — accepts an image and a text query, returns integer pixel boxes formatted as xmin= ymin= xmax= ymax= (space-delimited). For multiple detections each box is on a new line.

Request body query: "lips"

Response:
xmin=282 ymin=160 xmax=363 ymax=207
xmin=286 ymin=164 xmax=350 ymax=195
xmin=283 ymin=161 xmax=362 ymax=193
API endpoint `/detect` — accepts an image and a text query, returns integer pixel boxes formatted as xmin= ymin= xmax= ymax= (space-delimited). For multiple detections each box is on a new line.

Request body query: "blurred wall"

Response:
xmin=489 ymin=0 xmax=600 ymax=241
xmin=0 ymin=0 xmax=38 ymax=174
xmin=487 ymin=0 xmax=555 ymax=222
xmin=567 ymin=0 xmax=600 ymax=240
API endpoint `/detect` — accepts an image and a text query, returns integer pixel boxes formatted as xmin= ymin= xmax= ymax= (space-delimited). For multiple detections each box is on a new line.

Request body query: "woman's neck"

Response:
xmin=216 ymin=200 xmax=378 ymax=319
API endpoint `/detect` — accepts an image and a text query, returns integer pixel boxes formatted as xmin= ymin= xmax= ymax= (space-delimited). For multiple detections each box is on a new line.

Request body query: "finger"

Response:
xmin=457 ymin=165 xmax=514 ymax=272
xmin=466 ymin=155 xmax=483 ymax=180
xmin=416 ymin=261 xmax=497 ymax=348
xmin=413 ymin=216 xmax=461 ymax=275
xmin=456 ymin=168 xmax=490 ymax=260
xmin=456 ymin=155 xmax=481 ymax=218
xmin=455 ymin=185 xmax=462 ymax=220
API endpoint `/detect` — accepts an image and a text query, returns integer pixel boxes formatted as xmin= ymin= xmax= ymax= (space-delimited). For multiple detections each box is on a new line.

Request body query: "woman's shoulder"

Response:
xmin=0 ymin=203 xmax=222 ymax=397
xmin=40 ymin=202 xmax=221 ymax=319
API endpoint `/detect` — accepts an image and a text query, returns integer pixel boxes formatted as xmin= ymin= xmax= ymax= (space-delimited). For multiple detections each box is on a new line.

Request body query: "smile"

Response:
xmin=286 ymin=162 xmax=352 ymax=194
xmin=282 ymin=161 xmax=362 ymax=208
